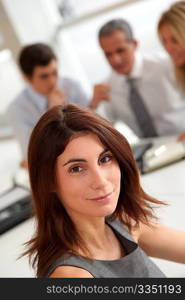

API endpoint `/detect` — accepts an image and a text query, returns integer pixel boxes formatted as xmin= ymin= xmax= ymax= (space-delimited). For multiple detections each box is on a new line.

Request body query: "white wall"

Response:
xmin=2 ymin=0 xmax=61 ymax=44
xmin=0 ymin=49 xmax=23 ymax=114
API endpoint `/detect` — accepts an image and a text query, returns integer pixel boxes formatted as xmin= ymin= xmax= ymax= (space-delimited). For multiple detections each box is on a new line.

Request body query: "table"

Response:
xmin=141 ymin=159 xmax=185 ymax=277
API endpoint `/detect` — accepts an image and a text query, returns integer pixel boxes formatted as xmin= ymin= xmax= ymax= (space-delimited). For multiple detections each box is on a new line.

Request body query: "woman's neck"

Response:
xmin=70 ymin=216 xmax=124 ymax=260
xmin=74 ymin=216 xmax=108 ymax=247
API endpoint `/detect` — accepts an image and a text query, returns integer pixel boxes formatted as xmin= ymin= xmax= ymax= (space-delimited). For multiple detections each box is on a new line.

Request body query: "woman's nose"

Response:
xmin=90 ymin=168 xmax=108 ymax=190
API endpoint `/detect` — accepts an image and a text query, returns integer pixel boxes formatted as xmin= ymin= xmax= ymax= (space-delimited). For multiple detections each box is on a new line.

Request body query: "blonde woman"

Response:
xmin=158 ymin=0 xmax=185 ymax=140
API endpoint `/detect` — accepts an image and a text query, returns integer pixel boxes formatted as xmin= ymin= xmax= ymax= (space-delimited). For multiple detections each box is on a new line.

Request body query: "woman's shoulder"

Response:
xmin=49 ymin=265 xmax=94 ymax=278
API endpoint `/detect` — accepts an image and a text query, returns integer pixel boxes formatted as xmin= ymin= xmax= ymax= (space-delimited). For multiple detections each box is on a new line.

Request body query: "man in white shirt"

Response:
xmin=6 ymin=43 xmax=97 ymax=168
xmin=94 ymin=19 xmax=185 ymax=140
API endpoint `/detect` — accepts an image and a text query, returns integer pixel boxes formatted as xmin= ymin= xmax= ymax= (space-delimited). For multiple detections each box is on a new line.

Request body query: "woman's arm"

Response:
xmin=134 ymin=222 xmax=185 ymax=264
xmin=49 ymin=265 xmax=94 ymax=278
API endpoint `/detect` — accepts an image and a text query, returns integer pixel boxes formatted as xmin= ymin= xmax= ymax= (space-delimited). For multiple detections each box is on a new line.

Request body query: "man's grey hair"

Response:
xmin=98 ymin=19 xmax=134 ymax=41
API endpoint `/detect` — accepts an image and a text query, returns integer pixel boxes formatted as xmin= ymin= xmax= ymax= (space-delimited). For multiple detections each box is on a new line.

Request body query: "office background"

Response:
xmin=0 ymin=0 xmax=184 ymax=278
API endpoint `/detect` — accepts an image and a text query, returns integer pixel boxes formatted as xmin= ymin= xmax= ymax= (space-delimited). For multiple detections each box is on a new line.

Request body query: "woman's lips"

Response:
xmin=88 ymin=192 xmax=112 ymax=202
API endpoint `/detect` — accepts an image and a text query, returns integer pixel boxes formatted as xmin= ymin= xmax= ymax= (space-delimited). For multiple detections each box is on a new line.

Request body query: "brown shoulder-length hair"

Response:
xmin=25 ymin=104 xmax=164 ymax=277
xmin=158 ymin=1 xmax=185 ymax=90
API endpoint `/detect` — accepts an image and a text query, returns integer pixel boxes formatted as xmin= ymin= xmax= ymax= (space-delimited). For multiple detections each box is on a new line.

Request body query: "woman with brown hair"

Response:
xmin=158 ymin=1 xmax=185 ymax=141
xmin=25 ymin=104 xmax=185 ymax=277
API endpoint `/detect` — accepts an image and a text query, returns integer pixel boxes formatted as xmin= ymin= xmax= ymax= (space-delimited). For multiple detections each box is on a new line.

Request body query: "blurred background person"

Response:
xmin=6 ymin=43 xmax=98 ymax=169
xmin=158 ymin=0 xmax=185 ymax=141
xmin=94 ymin=18 xmax=185 ymax=141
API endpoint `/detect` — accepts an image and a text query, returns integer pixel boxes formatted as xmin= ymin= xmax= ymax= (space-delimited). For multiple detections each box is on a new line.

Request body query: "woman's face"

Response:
xmin=55 ymin=133 xmax=121 ymax=220
xmin=159 ymin=24 xmax=185 ymax=67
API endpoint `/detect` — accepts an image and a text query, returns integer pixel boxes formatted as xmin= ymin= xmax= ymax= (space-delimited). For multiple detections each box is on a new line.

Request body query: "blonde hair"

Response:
xmin=158 ymin=1 xmax=185 ymax=90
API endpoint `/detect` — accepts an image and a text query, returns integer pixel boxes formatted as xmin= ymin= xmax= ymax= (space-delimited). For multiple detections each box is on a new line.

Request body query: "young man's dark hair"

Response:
xmin=18 ymin=43 xmax=57 ymax=77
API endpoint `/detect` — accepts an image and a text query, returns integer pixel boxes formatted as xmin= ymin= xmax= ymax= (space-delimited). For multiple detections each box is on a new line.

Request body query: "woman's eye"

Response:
xmin=100 ymin=154 xmax=113 ymax=164
xmin=69 ymin=166 xmax=83 ymax=173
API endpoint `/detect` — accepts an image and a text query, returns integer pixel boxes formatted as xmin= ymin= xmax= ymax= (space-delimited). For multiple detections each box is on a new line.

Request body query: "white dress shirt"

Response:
xmin=6 ymin=77 xmax=90 ymax=159
xmin=97 ymin=53 xmax=185 ymax=138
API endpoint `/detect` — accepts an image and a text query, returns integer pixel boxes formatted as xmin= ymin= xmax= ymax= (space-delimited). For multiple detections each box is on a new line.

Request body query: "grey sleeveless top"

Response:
xmin=45 ymin=219 xmax=165 ymax=277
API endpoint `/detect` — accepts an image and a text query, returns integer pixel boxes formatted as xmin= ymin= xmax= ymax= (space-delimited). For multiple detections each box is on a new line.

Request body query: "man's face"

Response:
xmin=100 ymin=30 xmax=137 ymax=75
xmin=26 ymin=59 xmax=58 ymax=95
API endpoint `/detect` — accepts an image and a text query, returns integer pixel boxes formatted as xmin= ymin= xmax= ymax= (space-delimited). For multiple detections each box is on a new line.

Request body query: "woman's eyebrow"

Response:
xmin=63 ymin=158 xmax=86 ymax=166
xmin=99 ymin=148 xmax=109 ymax=157
xmin=63 ymin=148 xmax=109 ymax=167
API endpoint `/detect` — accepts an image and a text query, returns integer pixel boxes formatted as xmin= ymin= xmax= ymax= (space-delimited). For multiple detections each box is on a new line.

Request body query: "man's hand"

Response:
xmin=48 ymin=88 xmax=67 ymax=109
xmin=89 ymin=83 xmax=110 ymax=110
xmin=20 ymin=159 xmax=28 ymax=169
xmin=178 ymin=132 xmax=185 ymax=141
